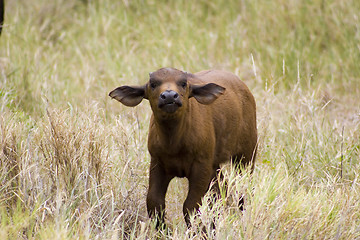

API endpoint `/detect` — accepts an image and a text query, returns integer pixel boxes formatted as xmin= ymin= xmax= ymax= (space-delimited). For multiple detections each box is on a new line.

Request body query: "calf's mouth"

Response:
xmin=158 ymin=100 xmax=182 ymax=114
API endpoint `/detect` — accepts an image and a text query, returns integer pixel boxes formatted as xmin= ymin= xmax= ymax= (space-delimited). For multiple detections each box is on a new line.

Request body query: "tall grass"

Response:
xmin=1 ymin=0 xmax=359 ymax=239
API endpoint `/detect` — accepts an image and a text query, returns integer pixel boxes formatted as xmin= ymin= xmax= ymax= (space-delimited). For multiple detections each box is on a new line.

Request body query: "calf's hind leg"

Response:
xmin=231 ymin=148 xmax=257 ymax=210
xmin=232 ymin=145 xmax=257 ymax=172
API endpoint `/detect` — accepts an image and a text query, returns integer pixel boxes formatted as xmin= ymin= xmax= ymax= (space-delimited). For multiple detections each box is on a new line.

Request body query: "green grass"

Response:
xmin=1 ymin=0 xmax=360 ymax=239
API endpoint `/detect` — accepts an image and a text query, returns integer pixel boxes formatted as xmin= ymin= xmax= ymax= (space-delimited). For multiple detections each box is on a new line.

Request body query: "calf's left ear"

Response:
xmin=109 ymin=85 xmax=147 ymax=107
xmin=190 ymin=83 xmax=226 ymax=105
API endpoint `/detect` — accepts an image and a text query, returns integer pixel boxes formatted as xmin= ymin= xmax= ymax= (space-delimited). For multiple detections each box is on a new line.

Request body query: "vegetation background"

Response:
xmin=1 ymin=0 xmax=359 ymax=239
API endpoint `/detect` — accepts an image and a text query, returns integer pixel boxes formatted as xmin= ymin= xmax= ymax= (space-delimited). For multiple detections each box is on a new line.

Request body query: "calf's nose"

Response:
xmin=160 ymin=90 xmax=179 ymax=103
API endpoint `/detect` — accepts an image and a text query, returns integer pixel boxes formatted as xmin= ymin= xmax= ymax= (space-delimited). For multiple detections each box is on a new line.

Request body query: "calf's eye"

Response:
xmin=180 ymin=81 xmax=187 ymax=89
xmin=150 ymin=82 xmax=157 ymax=90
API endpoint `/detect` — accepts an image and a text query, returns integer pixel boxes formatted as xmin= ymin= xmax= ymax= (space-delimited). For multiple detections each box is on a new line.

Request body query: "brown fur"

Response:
xmin=109 ymin=67 xmax=257 ymax=227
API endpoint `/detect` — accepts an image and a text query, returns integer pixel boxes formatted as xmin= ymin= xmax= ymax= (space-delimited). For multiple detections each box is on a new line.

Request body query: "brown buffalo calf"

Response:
xmin=109 ymin=67 xmax=257 ymax=227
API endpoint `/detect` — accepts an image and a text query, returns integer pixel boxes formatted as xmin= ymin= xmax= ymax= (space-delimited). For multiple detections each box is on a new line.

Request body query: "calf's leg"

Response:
xmin=231 ymin=147 xmax=257 ymax=210
xmin=146 ymin=159 xmax=172 ymax=228
xmin=183 ymin=163 xmax=214 ymax=227
xmin=210 ymin=167 xmax=226 ymax=197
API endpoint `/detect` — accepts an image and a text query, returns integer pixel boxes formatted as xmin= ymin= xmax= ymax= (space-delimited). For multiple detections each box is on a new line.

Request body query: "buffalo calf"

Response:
xmin=109 ymin=67 xmax=257 ymax=227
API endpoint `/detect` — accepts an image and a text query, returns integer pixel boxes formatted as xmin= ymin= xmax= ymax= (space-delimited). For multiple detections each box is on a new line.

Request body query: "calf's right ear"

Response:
xmin=109 ymin=85 xmax=147 ymax=107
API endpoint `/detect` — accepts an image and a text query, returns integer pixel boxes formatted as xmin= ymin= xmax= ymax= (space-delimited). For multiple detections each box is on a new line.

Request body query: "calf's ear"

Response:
xmin=109 ymin=85 xmax=147 ymax=107
xmin=190 ymin=83 xmax=225 ymax=104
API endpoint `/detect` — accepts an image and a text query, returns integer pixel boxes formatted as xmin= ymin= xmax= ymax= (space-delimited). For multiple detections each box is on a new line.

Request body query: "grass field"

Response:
xmin=1 ymin=0 xmax=360 ymax=239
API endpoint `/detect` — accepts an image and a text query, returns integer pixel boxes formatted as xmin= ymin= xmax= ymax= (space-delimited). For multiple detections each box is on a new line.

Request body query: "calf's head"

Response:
xmin=109 ymin=68 xmax=225 ymax=118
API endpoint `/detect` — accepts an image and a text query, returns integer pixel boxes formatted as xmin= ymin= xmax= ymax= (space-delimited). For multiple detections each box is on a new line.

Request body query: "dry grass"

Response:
xmin=1 ymin=0 xmax=360 ymax=239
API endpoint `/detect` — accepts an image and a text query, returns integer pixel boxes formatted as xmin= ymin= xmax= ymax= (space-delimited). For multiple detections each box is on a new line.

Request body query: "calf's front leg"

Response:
xmin=183 ymin=163 xmax=214 ymax=227
xmin=146 ymin=159 xmax=172 ymax=228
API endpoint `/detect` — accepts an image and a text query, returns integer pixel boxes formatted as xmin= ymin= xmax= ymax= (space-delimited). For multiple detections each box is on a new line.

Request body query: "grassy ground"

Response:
xmin=1 ymin=0 xmax=359 ymax=239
